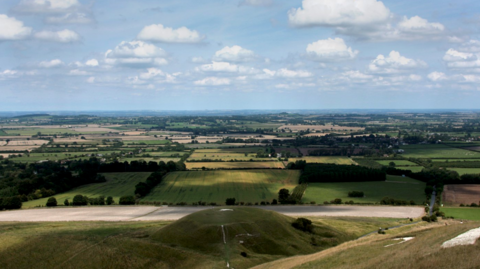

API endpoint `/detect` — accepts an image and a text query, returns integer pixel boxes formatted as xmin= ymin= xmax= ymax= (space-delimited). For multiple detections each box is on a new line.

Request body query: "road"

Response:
xmin=0 ymin=205 xmax=424 ymax=222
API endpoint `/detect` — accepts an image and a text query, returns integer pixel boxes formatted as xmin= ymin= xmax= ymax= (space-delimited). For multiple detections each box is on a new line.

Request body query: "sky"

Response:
xmin=0 ymin=0 xmax=480 ymax=111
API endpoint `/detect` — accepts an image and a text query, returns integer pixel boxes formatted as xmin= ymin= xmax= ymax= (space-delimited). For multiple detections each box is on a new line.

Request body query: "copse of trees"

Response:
xmin=298 ymin=164 xmax=386 ymax=184
xmin=134 ymin=171 xmax=167 ymax=197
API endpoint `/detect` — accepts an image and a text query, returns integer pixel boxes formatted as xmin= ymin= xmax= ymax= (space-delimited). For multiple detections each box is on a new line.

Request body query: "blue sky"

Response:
xmin=0 ymin=0 xmax=479 ymax=111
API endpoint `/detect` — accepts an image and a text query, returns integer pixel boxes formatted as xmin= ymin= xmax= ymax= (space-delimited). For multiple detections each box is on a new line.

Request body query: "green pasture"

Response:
xmin=118 ymin=157 xmax=181 ymax=163
xmin=395 ymin=166 xmax=425 ymax=173
xmin=446 ymin=168 xmax=480 ymax=175
xmin=142 ymin=170 xmax=300 ymax=204
xmin=302 ymin=175 xmax=426 ymax=204
xmin=286 ymin=156 xmax=356 ymax=165
xmin=8 ymin=151 xmax=121 ymax=163
xmin=124 ymin=140 xmax=170 ymax=145
xmin=400 ymin=144 xmax=480 ymax=159
xmin=376 ymin=160 xmax=418 ymax=166
xmin=194 ymin=147 xmax=263 ymax=153
xmin=441 ymin=207 xmax=480 ymax=220
xmin=22 ymin=172 xmax=151 ymax=208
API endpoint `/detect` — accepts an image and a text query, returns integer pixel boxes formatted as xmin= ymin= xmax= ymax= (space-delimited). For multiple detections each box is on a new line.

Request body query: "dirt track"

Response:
xmin=0 ymin=205 xmax=424 ymax=222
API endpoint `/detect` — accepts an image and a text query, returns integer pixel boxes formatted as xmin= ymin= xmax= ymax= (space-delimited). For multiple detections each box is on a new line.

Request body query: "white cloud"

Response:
xmin=428 ymin=72 xmax=448 ymax=81
xmin=306 ymin=38 xmax=358 ymax=62
xmin=87 ymin=76 xmax=95 ymax=83
xmin=191 ymin=57 xmax=207 ymax=63
xmin=105 ymin=41 xmax=168 ymax=67
xmin=0 ymin=15 xmax=32 ymax=40
xmin=275 ymin=82 xmax=315 ymax=89
xmin=139 ymin=68 xmax=165 ymax=80
xmin=194 ymin=77 xmax=231 ymax=86
xmin=197 ymin=61 xmax=239 ymax=73
xmin=39 ymin=59 xmax=63 ymax=68
xmin=409 ymin=74 xmax=422 ymax=81
xmin=275 ymin=68 xmax=313 ymax=78
xmin=44 ymin=13 xmax=94 ymax=24
xmin=442 ymin=43 xmax=480 ymax=70
xmin=34 ymin=29 xmax=81 ymax=43
xmin=288 ymin=0 xmax=391 ymax=28
xmin=137 ymin=24 xmax=204 ymax=43
xmin=459 ymin=40 xmax=480 ymax=53
xmin=288 ymin=1 xmax=445 ymax=41
xmin=239 ymin=0 xmax=273 ymax=7
xmin=69 ymin=69 xmax=89 ymax=76
xmin=85 ymin=59 xmax=99 ymax=67
xmin=443 ymin=49 xmax=476 ymax=62
xmin=213 ymin=46 xmax=257 ymax=62
xmin=342 ymin=70 xmax=374 ymax=81
xmin=368 ymin=51 xmax=427 ymax=74
xmin=397 ymin=16 xmax=444 ymax=34
xmin=13 ymin=0 xmax=80 ymax=13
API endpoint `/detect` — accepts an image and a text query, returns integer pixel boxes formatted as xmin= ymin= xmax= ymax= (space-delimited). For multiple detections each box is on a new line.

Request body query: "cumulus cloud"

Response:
xmin=239 ymin=0 xmax=273 ymax=7
xmin=105 ymin=41 xmax=168 ymax=67
xmin=288 ymin=0 xmax=445 ymax=41
xmin=428 ymin=72 xmax=448 ymax=81
xmin=368 ymin=51 xmax=427 ymax=74
xmin=197 ymin=61 xmax=238 ymax=72
xmin=306 ymin=38 xmax=358 ymax=62
xmin=442 ymin=41 xmax=480 ymax=70
xmin=194 ymin=77 xmax=231 ymax=86
xmin=12 ymin=0 xmax=80 ymax=13
xmin=213 ymin=46 xmax=257 ymax=62
xmin=191 ymin=57 xmax=207 ymax=63
xmin=38 ymin=59 xmax=63 ymax=68
xmin=69 ymin=69 xmax=89 ymax=76
xmin=85 ymin=59 xmax=99 ymax=67
xmin=137 ymin=24 xmax=204 ymax=43
xmin=0 ymin=15 xmax=32 ymax=40
xmin=34 ymin=29 xmax=81 ymax=43
xmin=44 ymin=13 xmax=94 ymax=24
xmin=260 ymin=68 xmax=312 ymax=78
xmin=341 ymin=70 xmax=374 ymax=82
xmin=288 ymin=0 xmax=391 ymax=28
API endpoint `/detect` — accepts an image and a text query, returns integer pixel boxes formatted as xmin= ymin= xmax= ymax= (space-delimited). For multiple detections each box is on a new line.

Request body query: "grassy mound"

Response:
xmin=151 ymin=207 xmax=352 ymax=268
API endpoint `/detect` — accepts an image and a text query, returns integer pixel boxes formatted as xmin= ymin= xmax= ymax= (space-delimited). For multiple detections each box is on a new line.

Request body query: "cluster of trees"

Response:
xmin=348 ymin=191 xmax=364 ymax=198
xmin=299 ymin=164 xmax=386 ymax=184
xmin=380 ymin=197 xmax=416 ymax=206
xmin=134 ymin=171 xmax=167 ymax=197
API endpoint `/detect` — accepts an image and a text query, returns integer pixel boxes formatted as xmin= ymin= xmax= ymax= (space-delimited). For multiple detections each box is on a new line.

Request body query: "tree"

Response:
xmin=292 ymin=218 xmax=314 ymax=233
xmin=46 ymin=197 xmax=57 ymax=207
xmin=72 ymin=194 xmax=88 ymax=206
xmin=64 ymin=199 xmax=69 ymax=206
xmin=225 ymin=198 xmax=236 ymax=205
xmin=278 ymin=188 xmax=290 ymax=204
xmin=106 ymin=196 xmax=114 ymax=205
xmin=389 ymin=161 xmax=396 ymax=167
xmin=119 ymin=196 xmax=135 ymax=205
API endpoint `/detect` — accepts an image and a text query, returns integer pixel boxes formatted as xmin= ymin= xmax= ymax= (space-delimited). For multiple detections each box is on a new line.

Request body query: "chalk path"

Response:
xmin=0 ymin=205 xmax=425 ymax=222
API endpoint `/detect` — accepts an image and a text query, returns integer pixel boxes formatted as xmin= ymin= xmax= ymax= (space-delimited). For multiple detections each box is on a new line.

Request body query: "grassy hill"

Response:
xmin=0 ymin=207 xmax=360 ymax=269
xmin=253 ymin=220 xmax=480 ymax=269
xmin=22 ymin=172 xmax=151 ymax=208
xmin=142 ymin=170 xmax=300 ymax=204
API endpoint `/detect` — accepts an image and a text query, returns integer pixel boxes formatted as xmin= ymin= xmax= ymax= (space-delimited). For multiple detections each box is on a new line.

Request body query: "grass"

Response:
xmin=124 ymin=140 xmax=170 ymax=145
xmin=400 ymin=144 xmax=480 ymax=159
xmin=376 ymin=160 xmax=418 ymax=166
xmin=302 ymin=175 xmax=426 ymax=204
xmin=395 ymin=166 xmax=425 ymax=173
xmin=142 ymin=170 xmax=300 ymax=204
xmin=446 ymin=168 xmax=480 ymax=175
xmin=441 ymin=207 xmax=480 ymax=220
xmin=194 ymin=148 xmax=263 ymax=153
xmin=22 ymin=172 xmax=151 ymax=208
xmin=286 ymin=157 xmax=356 ymax=165
xmin=0 ymin=208 xmax=365 ymax=269
xmin=8 ymin=151 xmax=121 ymax=163
xmin=432 ymin=159 xmax=480 ymax=162
xmin=186 ymin=161 xmax=285 ymax=169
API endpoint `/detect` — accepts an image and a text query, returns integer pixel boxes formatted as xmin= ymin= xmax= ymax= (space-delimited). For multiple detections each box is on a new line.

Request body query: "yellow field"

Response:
xmin=285 ymin=156 xmax=356 ymax=165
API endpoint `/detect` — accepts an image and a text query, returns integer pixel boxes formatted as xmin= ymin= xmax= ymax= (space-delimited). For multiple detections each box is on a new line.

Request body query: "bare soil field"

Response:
xmin=0 ymin=141 xmax=6 ymax=146
xmin=443 ymin=184 xmax=480 ymax=205
xmin=0 ymin=205 xmax=425 ymax=222
xmin=278 ymin=124 xmax=364 ymax=132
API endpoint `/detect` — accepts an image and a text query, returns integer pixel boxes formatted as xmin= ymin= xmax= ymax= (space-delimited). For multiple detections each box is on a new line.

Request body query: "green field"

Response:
xmin=22 ymin=172 xmax=151 ymax=208
xmin=185 ymin=161 xmax=284 ymax=169
xmin=400 ymin=144 xmax=480 ymax=159
xmin=8 ymin=151 xmax=121 ymax=163
xmin=194 ymin=147 xmax=263 ymax=153
xmin=302 ymin=175 xmax=426 ymax=204
xmin=441 ymin=207 xmax=480 ymax=220
xmin=446 ymin=168 xmax=480 ymax=175
xmin=142 ymin=170 xmax=300 ymax=204
xmin=376 ymin=160 xmax=418 ymax=166
xmin=124 ymin=140 xmax=170 ymax=145
xmin=396 ymin=166 xmax=425 ymax=173
xmin=432 ymin=159 xmax=480 ymax=162
xmin=285 ymin=156 xmax=356 ymax=165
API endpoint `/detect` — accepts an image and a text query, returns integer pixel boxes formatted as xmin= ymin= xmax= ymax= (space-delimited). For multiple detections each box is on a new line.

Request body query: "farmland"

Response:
xmin=22 ymin=172 xmax=151 ymax=208
xmin=442 ymin=184 xmax=480 ymax=205
xmin=446 ymin=168 xmax=480 ymax=175
xmin=285 ymin=156 xmax=356 ymax=165
xmin=441 ymin=207 xmax=480 ymax=220
xmin=376 ymin=160 xmax=418 ymax=166
xmin=302 ymin=175 xmax=426 ymax=204
xmin=185 ymin=161 xmax=285 ymax=169
xmin=400 ymin=144 xmax=480 ymax=159
xmin=142 ymin=170 xmax=301 ymax=204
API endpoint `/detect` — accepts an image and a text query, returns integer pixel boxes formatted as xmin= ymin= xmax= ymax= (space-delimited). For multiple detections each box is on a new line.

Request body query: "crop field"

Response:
xmin=302 ymin=175 xmax=426 ymax=204
xmin=446 ymin=168 xmax=480 ymax=175
xmin=376 ymin=160 xmax=418 ymax=166
xmin=441 ymin=207 xmax=480 ymax=220
xmin=8 ymin=151 xmax=121 ymax=163
xmin=278 ymin=124 xmax=365 ymax=132
xmin=124 ymin=140 xmax=170 ymax=145
xmin=400 ymin=144 xmax=480 ymax=159
xmin=148 ymin=151 xmax=188 ymax=157
xmin=395 ymin=166 xmax=425 ymax=173
xmin=186 ymin=161 xmax=284 ymax=169
xmin=142 ymin=170 xmax=301 ymax=204
xmin=119 ymin=157 xmax=181 ymax=163
xmin=188 ymin=152 xmax=258 ymax=161
xmin=284 ymin=156 xmax=356 ymax=165
xmin=442 ymin=184 xmax=480 ymax=205
xmin=194 ymin=147 xmax=262 ymax=153
xmin=431 ymin=159 xmax=480 ymax=162
xmin=22 ymin=172 xmax=151 ymax=208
